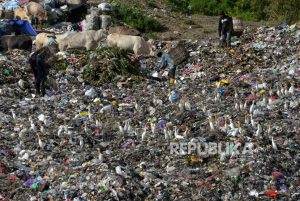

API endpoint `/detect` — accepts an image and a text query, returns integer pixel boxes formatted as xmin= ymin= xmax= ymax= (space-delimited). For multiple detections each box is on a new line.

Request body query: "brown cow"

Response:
xmin=0 ymin=8 xmax=14 ymax=19
xmin=25 ymin=2 xmax=48 ymax=25
xmin=0 ymin=35 xmax=32 ymax=52
xmin=14 ymin=7 xmax=31 ymax=22
xmin=35 ymin=32 xmax=73 ymax=50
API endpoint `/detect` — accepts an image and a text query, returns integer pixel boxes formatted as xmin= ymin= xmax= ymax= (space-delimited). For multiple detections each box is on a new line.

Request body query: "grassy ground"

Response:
xmin=87 ymin=0 xmax=262 ymax=41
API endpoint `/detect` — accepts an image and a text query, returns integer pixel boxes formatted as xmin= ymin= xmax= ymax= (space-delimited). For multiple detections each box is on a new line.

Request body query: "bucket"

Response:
xmin=233 ymin=17 xmax=244 ymax=31
xmin=100 ymin=15 xmax=111 ymax=29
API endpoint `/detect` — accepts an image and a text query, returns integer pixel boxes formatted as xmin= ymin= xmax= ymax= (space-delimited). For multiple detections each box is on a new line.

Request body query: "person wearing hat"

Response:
xmin=218 ymin=11 xmax=233 ymax=47
xmin=157 ymin=49 xmax=176 ymax=84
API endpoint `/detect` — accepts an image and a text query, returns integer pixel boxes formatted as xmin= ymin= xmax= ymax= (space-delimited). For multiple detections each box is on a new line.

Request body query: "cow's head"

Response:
xmin=147 ymin=39 xmax=157 ymax=56
xmin=39 ymin=10 xmax=48 ymax=22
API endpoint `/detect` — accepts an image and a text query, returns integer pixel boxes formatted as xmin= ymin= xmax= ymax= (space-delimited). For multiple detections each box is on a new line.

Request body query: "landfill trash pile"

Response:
xmin=0 ymin=23 xmax=300 ymax=200
xmin=0 ymin=49 xmax=31 ymax=84
xmin=82 ymin=46 xmax=141 ymax=85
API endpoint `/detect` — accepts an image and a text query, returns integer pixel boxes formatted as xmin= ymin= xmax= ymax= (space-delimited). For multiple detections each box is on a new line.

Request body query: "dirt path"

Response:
xmin=88 ymin=0 xmax=262 ymax=41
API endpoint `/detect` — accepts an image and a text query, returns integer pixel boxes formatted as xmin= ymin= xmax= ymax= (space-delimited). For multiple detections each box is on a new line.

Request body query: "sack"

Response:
xmin=100 ymin=15 xmax=111 ymax=29
xmin=168 ymin=41 xmax=188 ymax=65
xmin=85 ymin=13 xmax=100 ymax=30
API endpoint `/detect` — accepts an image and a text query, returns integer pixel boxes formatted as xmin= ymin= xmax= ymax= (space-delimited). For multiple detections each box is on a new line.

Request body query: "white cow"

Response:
xmin=58 ymin=29 xmax=107 ymax=51
xmin=106 ymin=33 xmax=154 ymax=56
xmin=35 ymin=31 xmax=74 ymax=50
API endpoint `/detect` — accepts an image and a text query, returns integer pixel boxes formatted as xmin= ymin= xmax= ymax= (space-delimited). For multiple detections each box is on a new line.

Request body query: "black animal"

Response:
xmin=0 ymin=35 xmax=32 ymax=52
xmin=54 ymin=0 xmax=87 ymax=23
xmin=65 ymin=4 xmax=87 ymax=23
xmin=29 ymin=46 xmax=58 ymax=96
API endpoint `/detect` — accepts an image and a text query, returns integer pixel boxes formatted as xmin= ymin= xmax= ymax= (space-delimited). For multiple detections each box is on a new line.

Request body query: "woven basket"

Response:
xmin=168 ymin=41 xmax=188 ymax=65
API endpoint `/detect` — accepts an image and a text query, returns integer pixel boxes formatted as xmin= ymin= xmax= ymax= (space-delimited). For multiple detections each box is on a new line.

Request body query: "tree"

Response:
xmin=267 ymin=0 xmax=300 ymax=23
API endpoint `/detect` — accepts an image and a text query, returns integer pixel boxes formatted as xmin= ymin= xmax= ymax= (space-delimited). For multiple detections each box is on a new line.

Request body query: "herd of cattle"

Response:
xmin=1 ymin=0 xmax=86 ymax=23
xmin=0 ymin=1 xmax=156 ymax=55
xmin=14 ymin=2 xmax=48 ymax=24
xmin=0 ymin=30 xmax=155 ymax=55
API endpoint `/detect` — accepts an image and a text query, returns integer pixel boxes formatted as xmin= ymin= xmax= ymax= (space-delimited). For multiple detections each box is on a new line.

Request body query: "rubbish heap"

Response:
xmin=0 ymin=23 xmax=300 ymax=200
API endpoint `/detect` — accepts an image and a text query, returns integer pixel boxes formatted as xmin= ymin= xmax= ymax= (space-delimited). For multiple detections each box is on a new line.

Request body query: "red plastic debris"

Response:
xmin=7 ymin=175 xmax=17 ymax=183
xmin=0 ymin=166 xmax=7 ymax=174
xmin=294 ymin=179 xmax=300 ymax=186
xmin=246 ymin=95 xmax=258 ymax=102
xmin=220 ymin=121 xmax=225 ymax=127
xmin=95 ymin=128 xmax=100 ymax=136
xmin=270 ymin=96 xmax=278 ymax=101
xmin=272 ymin=171 xmax=285 ymax=177
xmin=265 ymin=189 xmax=278 ymax=198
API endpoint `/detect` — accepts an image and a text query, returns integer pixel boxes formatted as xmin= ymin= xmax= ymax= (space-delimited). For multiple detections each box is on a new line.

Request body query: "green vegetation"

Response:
xmin=184 ymin=19 xmax=196 ymax=25
xmin=146 ymin=32 xmax=159 ymax=40
xmin=166 ymin=0 xmax=190 ymax=13
xmin=166 ymin=0 xmax=300 ymax=23
xmin=82 ymin=46 xmax=140 ymax=86
xmin=146 ymin=0 xmax=159 ymax=8
xmin=203 ymin=28 xmax=215 ymax=34
xmin=113 ymin=4 xmax=163 ymax=32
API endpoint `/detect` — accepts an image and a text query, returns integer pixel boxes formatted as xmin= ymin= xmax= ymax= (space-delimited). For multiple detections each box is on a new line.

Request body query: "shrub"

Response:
xmin=82 ymin=46 xmax=140 ymax=86
xmin=184 ymin=19 xmax=196 ymax=25
xmin=146 ymin=32 xmax=159 ymax=40
xmin=113 ymin=4 xmax=163 ymax=32
xmin=146 ymin=0 xmax=158 ymax=8
xmin=166 ymin=0 xmax=190 ymax=13
xmin=168 ymin=0 xmax=299 ymax=23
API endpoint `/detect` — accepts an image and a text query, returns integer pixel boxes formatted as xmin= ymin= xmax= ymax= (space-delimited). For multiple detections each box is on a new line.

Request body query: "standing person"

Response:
xmin=218 ymin=11 xmax=233 ymax=47
xmin=187 ymin=4 xmax=192 ymax=16
xmin=157 ymin=50 xmax=176 ymax=84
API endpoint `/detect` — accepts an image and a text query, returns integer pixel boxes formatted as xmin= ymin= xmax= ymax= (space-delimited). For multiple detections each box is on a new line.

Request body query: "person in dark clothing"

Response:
xmin=218 ymin=11 xmax=233 ymax=47
xmin=29 ymin=46 xmax=57 ymax=96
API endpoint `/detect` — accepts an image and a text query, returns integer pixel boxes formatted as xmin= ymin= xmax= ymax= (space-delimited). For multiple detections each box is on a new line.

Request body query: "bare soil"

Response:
xmin=88 ymin=0 xmax=262 ymax=41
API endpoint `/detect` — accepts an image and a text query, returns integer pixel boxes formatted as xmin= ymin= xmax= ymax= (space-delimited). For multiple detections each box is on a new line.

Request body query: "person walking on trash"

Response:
xmin=219 ymin=11 xmax=233 ymax=47
xmin=157 ymin=50 xmax=176 ymax=84
xmin=29 ymin=35 xmax=58 ymax=96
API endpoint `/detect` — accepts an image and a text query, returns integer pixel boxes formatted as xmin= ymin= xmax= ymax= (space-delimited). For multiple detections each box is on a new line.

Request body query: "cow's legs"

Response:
xmin=35 ymin=58 xmax=45 ymax=95
xmin=40 ymin=76 xmax=46 ymax=96
xmin=38 ymin=18 xmax=42 ymax=30
xmin=35 ymin=77 xmax=41 ymax=95
xmin=86 ymin=42 xmax=94 ymax=51
xmin=133 ymin=45 xmax=139 ymax=55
